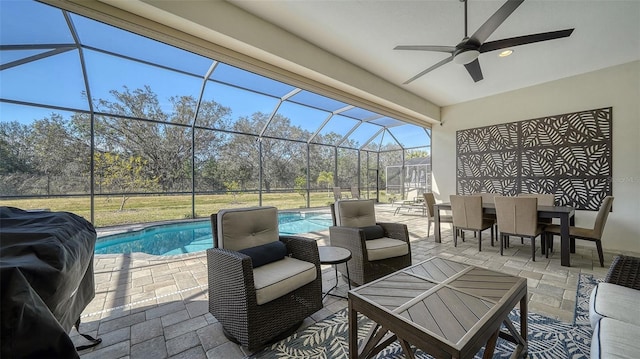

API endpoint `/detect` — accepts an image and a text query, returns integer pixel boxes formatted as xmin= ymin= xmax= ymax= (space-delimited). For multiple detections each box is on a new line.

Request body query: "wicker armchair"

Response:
xmin=329 ymin=199 xmax=411 ymax=286
xmin=605 ymin=255 xmax=640 ymax=290
xmin=206 ymin=207 xmax=322 ymax=351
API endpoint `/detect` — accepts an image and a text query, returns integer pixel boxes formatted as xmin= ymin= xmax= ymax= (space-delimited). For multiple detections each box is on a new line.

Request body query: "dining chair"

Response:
xmin=544 ymin=196 xmax=614 ymax=267
xmin=472 ymin=192 xmax=499 ymax=204
xmin=472 ymin=192 xmax=499 ymax=232
xmin=350 ymin=185 xmax=360 ymax=199
xmin=518 ymin=193 xmax=555 ymax=245
xmin=494 ymin=196 xmax=546 ymax=261
xmin=333 ymin=187 xmax=348 ymax=201
xmin=423 ymin=192 xmax=454 ymax=239
xmin=519 ymin=193 xmax=555 ymax=206
xmin=449 ymin=195 xmax=495 ymax=251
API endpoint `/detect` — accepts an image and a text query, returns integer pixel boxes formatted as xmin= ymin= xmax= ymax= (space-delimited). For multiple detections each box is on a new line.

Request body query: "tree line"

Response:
xmin=1 ymin=86 xmax=422 ymax=204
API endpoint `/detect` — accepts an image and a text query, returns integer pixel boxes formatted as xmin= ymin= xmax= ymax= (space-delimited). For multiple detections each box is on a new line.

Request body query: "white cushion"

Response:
xmin=216 ymin=207 xmax=279 ymax=251
xmin=253 ymin=256 xmax=317 ymax=305
xmin=365 ymin=237 xmax=409 ymax=261
xmin=591 ymin=318 xmax=640 ymax=359
xmin=589 ymin=283 xmax=640 ymax=328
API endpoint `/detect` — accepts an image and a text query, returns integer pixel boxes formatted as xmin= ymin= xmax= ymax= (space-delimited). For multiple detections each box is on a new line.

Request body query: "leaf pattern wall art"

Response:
xmin=456 ymin=107 xmax=612 ymax=210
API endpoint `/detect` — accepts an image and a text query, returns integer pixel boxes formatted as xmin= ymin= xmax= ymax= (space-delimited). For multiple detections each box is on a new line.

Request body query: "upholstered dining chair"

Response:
xmin=350 ymin=185 xmax=360 ymax=199
xmin=517 ymin=193 xmax=555 ymax=244
xmin=329 ymin=199 xmax=411 ymax=285
xmin=519 ymin=193 xmax=555 ymax=206
xmin=544 ymin=196 xmax=614 ymax=267
xmin=449 ymin=195 xmax=495 ymax=251
xmin=423 ymin=192 xmax=454 ymax=239
xmin=494 ymin=196 xmax=546 ymax=261
xmin=472 ymin=192 xmax=499 ymax=230
xmin=207 ymin=206 xmax=323 ymax=350
xmin=472 ymin=192 xmax=499 ymax=204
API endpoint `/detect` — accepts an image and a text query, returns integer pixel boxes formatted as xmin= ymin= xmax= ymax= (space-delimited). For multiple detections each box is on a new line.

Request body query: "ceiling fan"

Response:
xmin=395 ymin=0 xmax=574 ymax=84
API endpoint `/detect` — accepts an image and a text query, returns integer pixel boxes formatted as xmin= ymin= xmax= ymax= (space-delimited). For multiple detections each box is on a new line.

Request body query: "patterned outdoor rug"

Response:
xmin=250 ymin=273 xmax=602 ymax=359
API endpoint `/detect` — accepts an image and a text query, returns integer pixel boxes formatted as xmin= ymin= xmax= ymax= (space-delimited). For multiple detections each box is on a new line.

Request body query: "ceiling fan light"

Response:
xmin=453 ymin=49 xmax=480 ymax=65
xmin=499 ymin=49 xmax=513 ymax=57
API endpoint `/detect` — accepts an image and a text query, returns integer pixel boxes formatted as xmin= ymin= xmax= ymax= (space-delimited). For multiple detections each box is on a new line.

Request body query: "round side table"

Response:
xmin=318 ymin=246 xmax=352 ymax=299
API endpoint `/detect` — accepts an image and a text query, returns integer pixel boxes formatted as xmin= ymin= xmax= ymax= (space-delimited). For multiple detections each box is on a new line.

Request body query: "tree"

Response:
xmin=407 ymin=150 xmax=429 ymax=159
xmin=294 ymin=175 xmax=307 ymax=201
xmin=94 ymin=152 xmax=159 ymax=210
xmin=0 ymin=121 xmax=36 ymax=195
xmin=30 ymin=115 xmax=80 ymax=194
xmin=0 ymin=121 xmax=33 ymax=175
xmin=316 ymin=171 xmax=333 ymax=195
xmin=86 ymin=86 xmax=231 ymax=192
xmin=223 ymin=112 xmax=310 ymax=192
xmin=224 ymin=180 xmax=240 ymax=203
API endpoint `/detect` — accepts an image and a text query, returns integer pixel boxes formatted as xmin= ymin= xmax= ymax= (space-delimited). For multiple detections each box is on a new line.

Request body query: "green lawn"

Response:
xmin=1 ymin=191 xmax=391 ymax=228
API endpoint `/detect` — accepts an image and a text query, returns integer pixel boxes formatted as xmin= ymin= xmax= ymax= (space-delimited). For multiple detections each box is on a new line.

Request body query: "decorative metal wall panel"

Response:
xmin=456 ymin=107 xmax=612 ymax=210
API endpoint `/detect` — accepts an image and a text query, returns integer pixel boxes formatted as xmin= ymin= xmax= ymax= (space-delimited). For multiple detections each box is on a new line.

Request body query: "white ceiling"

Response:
xmin=227 ymin=0 xmax=640 ymax=107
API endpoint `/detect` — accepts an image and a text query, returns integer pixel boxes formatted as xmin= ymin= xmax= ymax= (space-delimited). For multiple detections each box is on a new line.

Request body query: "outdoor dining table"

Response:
xmin=433 ymin=202 xmax=576 ymax=267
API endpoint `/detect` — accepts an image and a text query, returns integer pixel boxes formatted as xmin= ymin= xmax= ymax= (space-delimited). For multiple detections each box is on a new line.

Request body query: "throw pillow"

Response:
xmin=360 ymin=225 xmax=385 ymax=240
xmin=239 ymin=241 xmax=287 ymax=268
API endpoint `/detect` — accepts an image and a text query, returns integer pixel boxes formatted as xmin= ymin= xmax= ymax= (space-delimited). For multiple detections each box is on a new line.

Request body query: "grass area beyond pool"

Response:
xmin=1 ymin=191 xmax=390 ymax=227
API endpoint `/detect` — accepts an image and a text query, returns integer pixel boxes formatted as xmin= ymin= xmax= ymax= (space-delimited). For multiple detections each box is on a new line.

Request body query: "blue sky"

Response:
xmin=0 ymin=0 xmax=430 ymax=150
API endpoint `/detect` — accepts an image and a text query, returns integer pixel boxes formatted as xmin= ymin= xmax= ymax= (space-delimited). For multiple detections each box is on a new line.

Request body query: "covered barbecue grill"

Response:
xmin=1 ymin=207 xmax=98 ymax=358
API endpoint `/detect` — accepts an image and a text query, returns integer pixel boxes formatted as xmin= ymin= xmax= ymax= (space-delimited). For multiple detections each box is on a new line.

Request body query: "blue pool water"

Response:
xmin=95 ymin=211 xmax=332 ymax=256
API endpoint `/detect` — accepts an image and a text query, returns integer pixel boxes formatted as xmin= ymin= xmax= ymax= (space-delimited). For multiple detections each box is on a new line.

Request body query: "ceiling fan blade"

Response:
xmin=394 ymin=45 xmax=456 ymax=53
xmin=470 ymin=0 xmax=524 ymax=44
xmin=479 ymin=29 xmax=574 ymax=53
xmin=403 ymin=55 xmax=454 ymax=84
xmin=464 ymin=59 xmax=484 ymax=82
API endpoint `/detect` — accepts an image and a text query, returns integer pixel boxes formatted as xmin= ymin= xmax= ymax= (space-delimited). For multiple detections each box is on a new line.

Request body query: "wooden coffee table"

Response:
xmin=348 ymin=257 xmax=528 ymax=359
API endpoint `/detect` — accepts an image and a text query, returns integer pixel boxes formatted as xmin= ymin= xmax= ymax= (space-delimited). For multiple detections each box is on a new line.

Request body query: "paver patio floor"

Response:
xmin=74 ymin=203 xmax=614 ymax=358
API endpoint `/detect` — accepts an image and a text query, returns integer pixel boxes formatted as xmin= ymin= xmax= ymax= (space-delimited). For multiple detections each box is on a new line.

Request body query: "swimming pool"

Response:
xmin=95 ymin=211 xmax=332 ymax=256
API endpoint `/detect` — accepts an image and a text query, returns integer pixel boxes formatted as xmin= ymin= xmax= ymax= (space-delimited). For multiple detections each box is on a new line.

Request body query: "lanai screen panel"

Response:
xmin=263 ymin=101 xmax=326 ymax=141
xmin=309 ymin=143 xmax=335 ymax=207
xmin=1 ymin=0 xmax=433 ymax=224
xmin=337 ymin=148 xmax=358 ymax=188
xmin=201 ymin=80 xmax=280 ymax=131
xmin=0 ymin=104 xmax=90 ymax=197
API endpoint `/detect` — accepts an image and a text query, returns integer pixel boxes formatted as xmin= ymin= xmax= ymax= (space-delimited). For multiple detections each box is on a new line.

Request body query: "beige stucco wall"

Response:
xmin=432 ymin=60 xmax=640 ymax=254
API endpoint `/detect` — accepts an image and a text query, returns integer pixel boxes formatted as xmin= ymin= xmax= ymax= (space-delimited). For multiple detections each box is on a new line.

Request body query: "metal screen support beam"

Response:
xmin=258 ymin=88 xmax=301 ymax=138
xmin=306 ymin=143 xmax=311 ymax=208
xmin=190 ymin=61 xmax=218 ymax=219
xmin=357 ymin=150 xmax=361 ymax=197
xmin=401 ymin=151 xmax=406 ymax=200
xmin=334 ymin=146 xmax=338 ymax=187
xmin=64 ymin=11 xmax=96 ymax=224
xmin=258 ymin=139 xmax=263 ymax=206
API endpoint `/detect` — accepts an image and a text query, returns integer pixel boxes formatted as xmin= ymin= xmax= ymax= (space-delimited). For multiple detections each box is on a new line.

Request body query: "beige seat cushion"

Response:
xmin=365 ymin=237 xmax=409 ymax=261
xmin=253 ymin=256 xmax=317 ymax=305
xmin=591 ymin=317 xmax=640 ymax=359
xmin=545 ymin=224 xmax=595 ymax=238
xmin=589 ymin=283 xmax=640 ymax=328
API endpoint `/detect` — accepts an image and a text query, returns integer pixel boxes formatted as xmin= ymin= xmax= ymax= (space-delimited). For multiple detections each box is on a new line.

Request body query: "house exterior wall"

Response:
xmin=433 ymin=60 xmax=640 ymax=254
